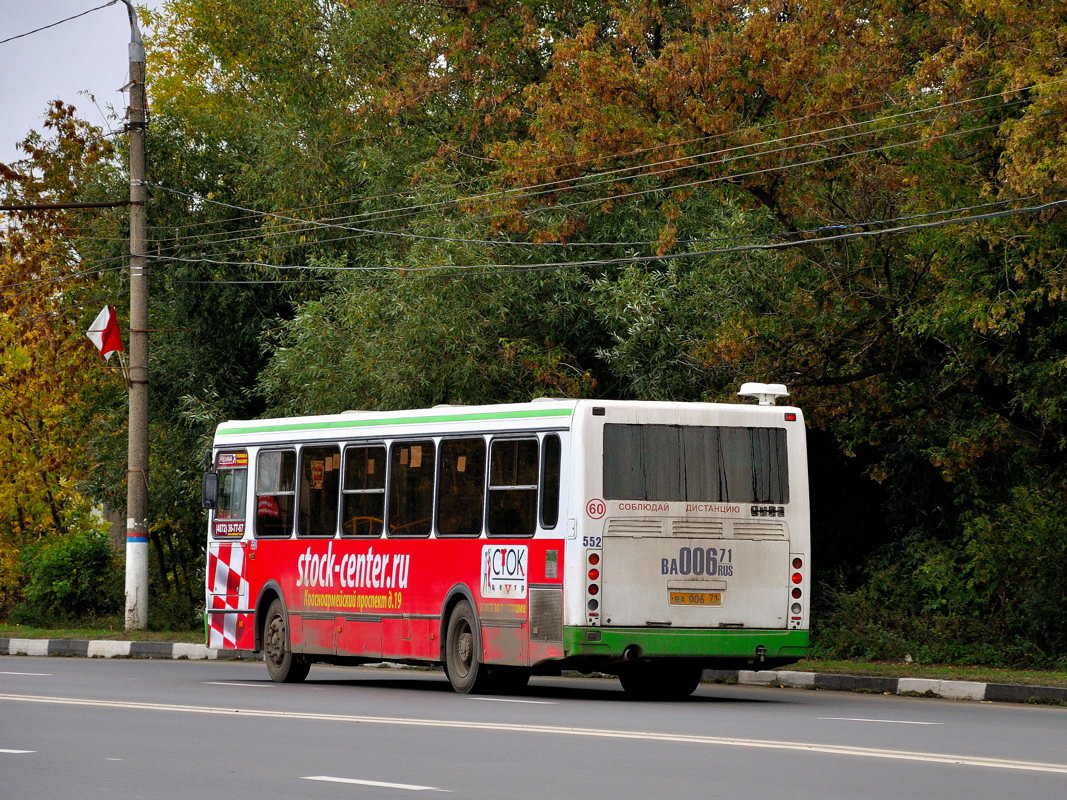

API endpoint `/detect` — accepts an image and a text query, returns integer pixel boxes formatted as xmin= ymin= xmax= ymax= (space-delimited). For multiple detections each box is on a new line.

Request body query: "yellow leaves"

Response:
xmin=2 ymin=342 xmax=32 ymax=373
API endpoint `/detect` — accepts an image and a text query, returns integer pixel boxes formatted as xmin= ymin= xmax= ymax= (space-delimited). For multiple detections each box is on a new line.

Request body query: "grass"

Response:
xmin=0 ymin=621 xmax=202 ymax=644
xmin=796 ymin=659 xmax=1067 ymax=688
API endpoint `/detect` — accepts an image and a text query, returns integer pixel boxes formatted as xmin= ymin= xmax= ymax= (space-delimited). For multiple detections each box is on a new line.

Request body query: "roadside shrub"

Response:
xmin=812 ymin=483 xmax=1067 ymax=668
xmin=13 ymin=529 xmax=122 ymax=625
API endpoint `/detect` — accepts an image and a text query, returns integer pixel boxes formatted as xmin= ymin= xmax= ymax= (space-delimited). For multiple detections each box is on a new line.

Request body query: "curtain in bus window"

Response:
xmin=437 ymin=438 xmax=486 ymax=537
xmin=342 ymin=445 xmax=385 ymax=537
xmin=604 ymin=424 xmax=788 ymax=504
xmin=680 ymin=425 xmax=719 ymax=502
xmin=255 ymin=450 xmax=296 ymax=537
xmin=488 ymin=439 xmax=538 ymax=537
xmin=603 ymin=424 xmax=684 ymax=501
xmin=749 ymin=427 xmax=789 ymax=503
xmin=299 ymin=446 xmax=340 ymax=537
xmin=388 ymin=440 xmax=435 ymax=536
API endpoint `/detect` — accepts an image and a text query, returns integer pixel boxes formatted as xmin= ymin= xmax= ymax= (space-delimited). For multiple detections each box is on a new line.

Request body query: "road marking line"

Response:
xmin=819 ymin=717 xmax=944 ymax=725
xmin=0 ymin=671 xmax=52 ymax=676
xmin=203 ymin=681 xmax=271 ymax=688
xmin=304 ymin=776 xmax=452 ymax=792
xmin=1 ymin=749 xmax=35 ymax=754
xmin=1 ymin=693 xmax=1064 ymax=775
xmin=468 ymin=697 xmax=556 ymax=705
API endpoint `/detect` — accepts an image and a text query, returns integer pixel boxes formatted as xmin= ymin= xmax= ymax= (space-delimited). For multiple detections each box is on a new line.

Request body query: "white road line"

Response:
xmin=1 ymin=749 xmax=35 ymax=754
xmin=1 ymin=693 xmax=1064 ymax=775
xmin=819 ymin=717 xmax=944 ymax=726
xmin=0 ymin=671 xmax=52 ymax=676
xmin=203 ymin=681 xmax=271 ymax=688
xmin=304 ymin=776 xmax=452 ymax=792
xmin=468 ymin=697 xmax=557 ymax=705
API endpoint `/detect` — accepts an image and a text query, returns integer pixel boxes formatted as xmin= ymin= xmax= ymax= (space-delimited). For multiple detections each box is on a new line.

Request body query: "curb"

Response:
xmin=2 ymin=638 xmax=1064 ymax=705
xmin=0 ymin=637 xmax=255 ymax=662
xmin=704 ymin=668 xmax=1067 ymax=705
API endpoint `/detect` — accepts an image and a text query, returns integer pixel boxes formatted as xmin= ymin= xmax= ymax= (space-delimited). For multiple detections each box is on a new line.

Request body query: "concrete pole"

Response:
xmin=122 ymin=0 xmax=149 ymax=631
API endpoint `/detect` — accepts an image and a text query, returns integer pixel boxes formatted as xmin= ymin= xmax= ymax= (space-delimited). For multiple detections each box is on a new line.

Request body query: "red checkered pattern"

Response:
xmin=207 ymin=542 xmax=249 ymax=649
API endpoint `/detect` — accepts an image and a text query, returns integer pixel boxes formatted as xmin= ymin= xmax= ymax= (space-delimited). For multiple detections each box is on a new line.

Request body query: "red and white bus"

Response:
xmin=202 ymin=383 xmax=809 ymax=697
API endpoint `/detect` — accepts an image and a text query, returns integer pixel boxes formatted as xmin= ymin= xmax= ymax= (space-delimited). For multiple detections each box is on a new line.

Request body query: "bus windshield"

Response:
xmin=602 ymin=423 xmax=789 ymax=504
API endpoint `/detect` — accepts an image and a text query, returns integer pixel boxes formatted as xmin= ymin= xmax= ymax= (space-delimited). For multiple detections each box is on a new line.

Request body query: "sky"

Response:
xmin=0 ymin=1 xmax=166 ymax=166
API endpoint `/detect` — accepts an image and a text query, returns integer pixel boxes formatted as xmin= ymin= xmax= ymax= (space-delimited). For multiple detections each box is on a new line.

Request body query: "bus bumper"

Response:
xmin=563 ymin=627 xmax=809 ymax=663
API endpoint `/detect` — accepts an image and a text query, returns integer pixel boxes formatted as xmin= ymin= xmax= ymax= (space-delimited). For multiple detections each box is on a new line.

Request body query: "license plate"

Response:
xmin=669 ymin=591 xmax=722 ymax=606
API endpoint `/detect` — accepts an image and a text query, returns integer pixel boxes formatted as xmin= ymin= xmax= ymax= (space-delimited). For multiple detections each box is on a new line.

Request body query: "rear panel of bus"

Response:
xmin=562 ymin=401 xmax=810 ymax=669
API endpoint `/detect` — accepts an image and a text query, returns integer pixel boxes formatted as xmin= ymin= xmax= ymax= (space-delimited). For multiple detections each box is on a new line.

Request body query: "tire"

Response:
xmin=445 ymin=599 xmax=490 ymax=694
xmin=263 ymin=598 xmax=310 ymax=683
xmin=619 ymin=661 xmax=702 ymax=700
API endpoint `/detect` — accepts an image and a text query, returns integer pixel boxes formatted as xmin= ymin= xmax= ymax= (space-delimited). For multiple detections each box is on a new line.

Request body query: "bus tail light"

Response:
xmin=789 ymin=555 xmax=805 ymax=628
xmin=587 ymin=550 xmax=602 ymax=624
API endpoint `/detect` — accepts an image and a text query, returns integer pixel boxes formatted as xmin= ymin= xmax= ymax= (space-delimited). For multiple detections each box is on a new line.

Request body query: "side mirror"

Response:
xmin=202 ymin=470 xmax=218 ymax=510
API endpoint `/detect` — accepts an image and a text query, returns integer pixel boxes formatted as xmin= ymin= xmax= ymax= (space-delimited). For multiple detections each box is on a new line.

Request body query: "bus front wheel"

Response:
xmin=263 ymin=598 xmax=310 ymax=683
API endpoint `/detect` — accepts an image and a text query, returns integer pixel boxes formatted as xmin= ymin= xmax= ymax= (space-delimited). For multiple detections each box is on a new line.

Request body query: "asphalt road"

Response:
xmin=2 ymin=657 xmax=1065 ymax=799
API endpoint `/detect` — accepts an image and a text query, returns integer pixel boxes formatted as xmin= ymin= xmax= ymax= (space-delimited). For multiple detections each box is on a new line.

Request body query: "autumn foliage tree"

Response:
xmin=0 ymin=103 xmax=126 ymax=615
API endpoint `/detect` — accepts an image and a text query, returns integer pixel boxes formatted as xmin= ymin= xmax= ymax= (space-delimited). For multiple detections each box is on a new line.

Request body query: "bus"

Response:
xmin=201 ymin=382 xmax=809 ymax=698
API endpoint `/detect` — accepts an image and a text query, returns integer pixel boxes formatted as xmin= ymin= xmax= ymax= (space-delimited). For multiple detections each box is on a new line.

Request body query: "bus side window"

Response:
xmin=299 ymin=445 xmax=340 ymax=537
xmin=437 ymin=438 xmax=486 ymax=537
xmin=256 ymin=450 xmax=296 ymax=538
xmin=488 ymin=439 xmax=538 ymax=537
xmin=388 ymin=440 xmax=435 ymax=537
xmin=342 ymin=445 xmax=385 ymax=537
xmin=540 ymin=434 xmax=561 ymax=529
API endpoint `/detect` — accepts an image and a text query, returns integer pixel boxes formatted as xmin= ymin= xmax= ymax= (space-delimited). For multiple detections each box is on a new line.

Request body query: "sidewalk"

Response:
xmin=2 ymin=636 xmax=1065 ymax=705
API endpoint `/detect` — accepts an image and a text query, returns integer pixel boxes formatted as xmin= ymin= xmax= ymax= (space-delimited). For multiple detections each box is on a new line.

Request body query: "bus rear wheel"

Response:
xmin=445 ymin=599 xmax=491 ymax=694
xmin=618 ymin=661 xmax=703 ymax=700
xmin=263 ymin=598 xmax=310 ymax=683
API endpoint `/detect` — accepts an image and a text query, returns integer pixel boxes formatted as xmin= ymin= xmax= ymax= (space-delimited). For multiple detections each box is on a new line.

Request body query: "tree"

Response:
xmin=128 ymin=0 xmax=1066 ymax=658
xmin=0 ymin=103 xmax=126 ymax=614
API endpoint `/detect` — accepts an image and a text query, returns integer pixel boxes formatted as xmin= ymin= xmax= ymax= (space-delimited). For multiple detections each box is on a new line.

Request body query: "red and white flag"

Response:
xmin=86 ymin=304 xmax=124 ymax=361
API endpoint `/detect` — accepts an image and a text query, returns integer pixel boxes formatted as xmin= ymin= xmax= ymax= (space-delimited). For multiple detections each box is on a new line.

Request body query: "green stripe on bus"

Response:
xmin=562 ymin=627 xmax=809 ymax=659
xmin=218 ymin=407 xmax=575 ymax=436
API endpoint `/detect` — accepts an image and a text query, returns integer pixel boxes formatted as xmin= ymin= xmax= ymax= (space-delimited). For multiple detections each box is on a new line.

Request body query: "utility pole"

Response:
xmin=122 ymin=0 xmax=149 ymax=631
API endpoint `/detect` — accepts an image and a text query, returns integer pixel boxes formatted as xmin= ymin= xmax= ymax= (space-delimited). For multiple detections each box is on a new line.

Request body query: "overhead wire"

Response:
xmin=0 ymin=1 xmax=119 ymax=45
xmin=141 ymin=80 xmax=1066 ymax=261
xmin=145 ymin=74 xmax=1065 ymax=242
xmin=7 ymin=69 xmax=1061 ymax=292
xmin=143 ymin=106 xmax=1057 ymax=261
xmin=158 ymin=197 xmax=1067 ymax=283
xmin=133 ymin=78 xmax=1047 ymax=250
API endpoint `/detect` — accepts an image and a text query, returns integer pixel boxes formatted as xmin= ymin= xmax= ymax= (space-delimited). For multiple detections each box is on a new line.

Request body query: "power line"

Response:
xmin=154 ymin=198 xmax=1067 ymax=281
xmin=144 ymin=111 xmax=1047 ymax=257
xmin=0 ymin=1 xmax=119 ymax=45
xmin=140 ymin=76 xmax=1066 ymax=246
xmin=141 ymin=82 xmax=1065 ymax=260
xmin=1 ymin=200 xmax=129 ymax=212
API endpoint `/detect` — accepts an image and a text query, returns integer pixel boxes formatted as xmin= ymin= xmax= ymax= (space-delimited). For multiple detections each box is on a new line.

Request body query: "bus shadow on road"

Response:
xmin=304 ymin=671 xmax=782 ymax=705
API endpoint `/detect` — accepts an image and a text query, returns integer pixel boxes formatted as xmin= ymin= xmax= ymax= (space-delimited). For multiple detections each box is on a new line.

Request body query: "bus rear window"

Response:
xmin=603 ymin=424 xmax=789 ymax=504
